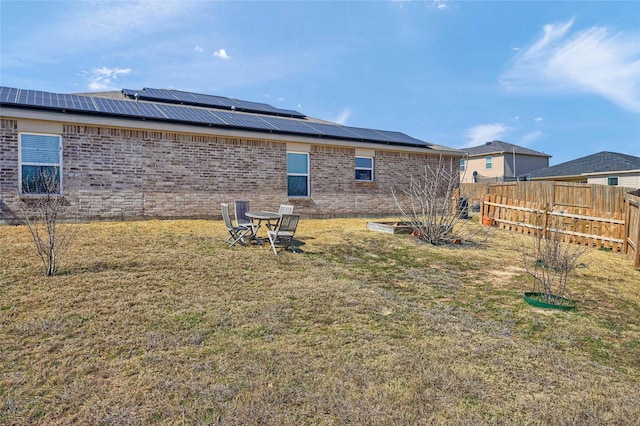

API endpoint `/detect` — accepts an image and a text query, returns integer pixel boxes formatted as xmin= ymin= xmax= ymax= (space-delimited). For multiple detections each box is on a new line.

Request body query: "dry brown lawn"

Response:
xmin=1 ymin=217 xmax=639 ymax=425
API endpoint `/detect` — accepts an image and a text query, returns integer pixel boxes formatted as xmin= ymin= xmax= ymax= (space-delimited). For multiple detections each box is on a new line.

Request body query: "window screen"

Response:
xmin=287 ymin=152 xmax=309 ymax=197
xmin=20 ymin=133 xmax=62 ymax=194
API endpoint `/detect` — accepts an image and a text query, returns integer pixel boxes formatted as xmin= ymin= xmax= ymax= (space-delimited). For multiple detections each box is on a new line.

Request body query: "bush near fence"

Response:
xmin=464 ymin=181 xmax=640 ymax=268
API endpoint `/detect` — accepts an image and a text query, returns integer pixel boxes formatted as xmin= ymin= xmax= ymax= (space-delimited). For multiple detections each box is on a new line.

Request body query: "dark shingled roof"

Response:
xmin=463 ymin=140 xmax=551 ymax=158
xmin=527 ymin=151 xmax=640 ymax=179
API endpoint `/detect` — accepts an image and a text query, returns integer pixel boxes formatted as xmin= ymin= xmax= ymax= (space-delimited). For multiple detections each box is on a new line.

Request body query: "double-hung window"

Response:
xmin=287 ymin=152 xmax=309 ymax=197
xmin=355 ymin=156 xmax=374 ymax=181
xmin=19 ymin=133 xmax=62 ymax=194
xmin=460 ymin=158 xmax=466 ymax=172
xmin=485 ymin=156 xmax=493 ymax=170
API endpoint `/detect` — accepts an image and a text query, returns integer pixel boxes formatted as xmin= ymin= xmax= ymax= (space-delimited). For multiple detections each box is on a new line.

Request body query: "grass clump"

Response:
xmin=1 ymin=218 xmax=639 ymax=424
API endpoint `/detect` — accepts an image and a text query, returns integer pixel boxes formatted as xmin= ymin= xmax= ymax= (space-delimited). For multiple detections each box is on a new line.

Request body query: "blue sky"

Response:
xmin=1 ymin=0 xmax=638 ymax=165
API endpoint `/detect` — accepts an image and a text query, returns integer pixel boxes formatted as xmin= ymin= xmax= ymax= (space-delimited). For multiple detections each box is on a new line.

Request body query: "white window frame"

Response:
xmin=18 ymin=132 xmax=63 ymax=195
xmin=460 ymin=158 xmax=466 ymax=172
xmin=355 ymin=156 xmax=374 ymax=182
xmin=485 ymin=156 xmax=493 ymax=170
xmin=287 ymin=151 xmax=310 ymax=198
xmin=607 ymin=177 xmax=619 ymax=186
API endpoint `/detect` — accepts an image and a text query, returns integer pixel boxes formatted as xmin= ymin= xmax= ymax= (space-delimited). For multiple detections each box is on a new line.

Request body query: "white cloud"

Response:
xmin=501 ymin=19 xmax=640 ymax=114
xmin=2 ymin=1 xmax=199 ymax=71
xmin=518 ymin=131 xmax=543 ymax=146
xmin=63 ymin=1 xmax=193 ymax=44
xmin=263 ymin=94 xmax=285 ymax=102
xmin=86 ymin=67 xmax=131 ymax=91
xmin=335 ymin=108 xmax=352 ymax=125
xmin=534 ymin=117 xmax=543 ymax=122
xmin=214 ymin=49 xmax=231 ymax=60
xmin=463 ymin=123 xmax=508 ymax=147
xmin=195 ymin=46 xmax=204 ymax=53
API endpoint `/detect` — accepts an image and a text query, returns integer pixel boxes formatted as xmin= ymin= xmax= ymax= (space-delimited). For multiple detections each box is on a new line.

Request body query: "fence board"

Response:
xmin=624 ymin=193 xmax=640 ymax=268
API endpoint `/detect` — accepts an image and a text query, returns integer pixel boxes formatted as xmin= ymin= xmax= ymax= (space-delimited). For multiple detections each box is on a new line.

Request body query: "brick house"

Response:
xmin=0 ymin=87 xmax=462 ymax=223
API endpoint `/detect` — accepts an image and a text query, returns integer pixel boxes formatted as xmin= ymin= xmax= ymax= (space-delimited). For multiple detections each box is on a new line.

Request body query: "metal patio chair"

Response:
xmin=267 ymin=213 xmax=300 ymax=255
xmin=222 ymin=202 xmax=251 ymax=247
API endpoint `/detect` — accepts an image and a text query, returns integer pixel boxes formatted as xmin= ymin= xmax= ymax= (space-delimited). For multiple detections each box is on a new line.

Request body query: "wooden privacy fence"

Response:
xmin=476 ymin=182 xmax=640 ymax=268
xmin=463 ymin=181 xmax=632 ymax=213
xmin=625 ymin=192 xmax=640 ymax=268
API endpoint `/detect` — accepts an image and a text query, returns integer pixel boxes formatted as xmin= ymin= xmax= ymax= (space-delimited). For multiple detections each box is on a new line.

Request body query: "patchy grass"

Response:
xmin=1 ymin=218 xmax=639 ymax=425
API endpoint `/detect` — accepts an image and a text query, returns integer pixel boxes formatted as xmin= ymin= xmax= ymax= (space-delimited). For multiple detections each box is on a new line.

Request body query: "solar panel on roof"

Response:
xmin=185 ymin=91 xmax=228 ymax=108
xmin=93 ymin=97 xmax=164 ymax=119
xmin=260 ymin=116 xmax=318 ymax=134
xmin=122 ymin=87 xmax=306 ymax=118
xmin=155 ymin=104 xmax=227 ymax=125
xmin=17 ymin=89 xmax=34 ymax=104
xmin=9 ymin=89 xmax=98 ymax=112
xmin=69 ymin=95 xmax=97 ymax=111
xmin=375 ymin=130 xmax=429 ymax=146
xmin=214 ymin=110 xmax=278 ymax=130
xmin=0 ymin=87 xmax=18 ymax=103
xmin=304 ymin=122 xmax=364 ymax=139
xmin=341 ymin=126 xmax=388 ymax=142
xmin=1 ymin=86 xmax=429 ymax=147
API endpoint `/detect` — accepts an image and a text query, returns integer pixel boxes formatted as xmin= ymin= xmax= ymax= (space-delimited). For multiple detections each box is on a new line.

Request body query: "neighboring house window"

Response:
xmin=355 ymin=156 xmax=374 ymax=181
xmin=460 ymin=158 xmax=466 ymax=172
xmin=19 ymin=133 xmax=62 ymax=194
xmin=607 ymin=177 xmax=619 ymax=186
xmin=287 ymin=152 xmax=309 ymax=197
xmin=485 ymin=156 xmax=493 ymax=169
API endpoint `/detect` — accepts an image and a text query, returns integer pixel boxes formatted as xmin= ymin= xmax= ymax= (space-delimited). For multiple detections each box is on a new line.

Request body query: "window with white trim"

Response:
xmin=19 ymin=133 xmax=62 ymax=194
xmin=485 ymin=156 xmax=493 ymax=169
xmin=460 ymin=158 xmax=466 ymax=172
xmin=355 ymin=156 xmax=374 ymax=181
xmin=607 ymin=177 xmax=619 ymax=186
xmin=287 ymin=152 xmax=309 ymax=197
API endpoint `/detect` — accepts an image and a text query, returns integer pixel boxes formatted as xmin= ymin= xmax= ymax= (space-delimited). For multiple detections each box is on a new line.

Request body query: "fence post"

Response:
xmin=635 ymin=208 xmax=640 ymax=268
xmin=623 ymin=197 xmax=630 ymax=254
xmin=482 ymin=194 xmax=488 ymax=220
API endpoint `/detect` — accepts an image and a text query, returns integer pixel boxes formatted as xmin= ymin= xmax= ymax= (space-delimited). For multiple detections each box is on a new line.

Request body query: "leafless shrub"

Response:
xmin=392 ymin=155 xmax=486 ymax=245
xmin=19 ymin=167 xmax=78 ymax=276
xmin=521 ymin=214 xmax=588 ymax=305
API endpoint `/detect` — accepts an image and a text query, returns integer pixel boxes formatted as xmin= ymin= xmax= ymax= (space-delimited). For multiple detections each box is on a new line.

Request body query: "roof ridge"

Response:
xmin=464 ymin=140 xmax=550 ymax=157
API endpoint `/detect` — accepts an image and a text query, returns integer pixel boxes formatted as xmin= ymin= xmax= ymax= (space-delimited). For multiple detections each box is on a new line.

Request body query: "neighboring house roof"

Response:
xmin=527 ymin=151 xmax=640 ymax=179
xmin=0 ymin=86 xmax=461 ymax=154
xmin=463 ymin=140 xmax=551 ymax=158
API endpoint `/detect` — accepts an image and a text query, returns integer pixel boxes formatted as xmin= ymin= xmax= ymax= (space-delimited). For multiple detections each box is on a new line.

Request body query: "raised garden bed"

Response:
xmin=366 ymin=221 xmax=414 ymax=234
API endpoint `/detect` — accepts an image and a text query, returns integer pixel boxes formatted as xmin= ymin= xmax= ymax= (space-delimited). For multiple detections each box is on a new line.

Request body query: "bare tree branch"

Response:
xmin=520 ymin=213 xmax=588 ymax=305
xmin=19 ymin=167 xmax=78 ymax=276
xmin=392 ymin=156 xmax=487 ymax=245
